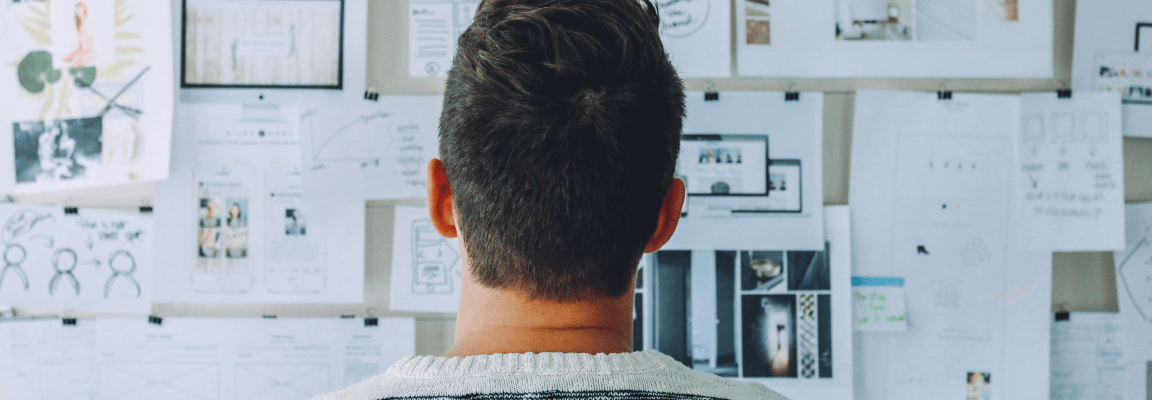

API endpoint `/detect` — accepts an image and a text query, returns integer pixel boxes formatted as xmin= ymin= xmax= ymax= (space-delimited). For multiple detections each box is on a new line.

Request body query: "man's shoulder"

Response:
xmin=313 ymin=351 xmax=789 ymax=400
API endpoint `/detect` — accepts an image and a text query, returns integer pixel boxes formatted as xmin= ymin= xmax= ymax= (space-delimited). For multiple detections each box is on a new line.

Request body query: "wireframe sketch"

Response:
xmin=411 ymin=219 xmax=459 ymax=294
xmin=194 ymin=166 xmax=254 ymax=293
xmin=1117 ymin=237 xmax=1152 ymax=322
xmin=235 ymin=363 xmax=330 ymax=400
xmin=408 ymin=0 xmax=478 ymax=77
xmin=307 ymin=112 xmax=396 ymax=168
xmin=97 ymin=363 xmax=220 ymax=400
xmin=183 ymin=1 xmax=342 ymax=87
xmin=659 ymin=0 xmax=710 ymax=38
xmin=13 ymin=117 xmax=103 ymax=183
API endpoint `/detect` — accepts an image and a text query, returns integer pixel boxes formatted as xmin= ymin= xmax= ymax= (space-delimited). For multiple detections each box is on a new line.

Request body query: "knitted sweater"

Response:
xmin=315 ymin=350 xmax=789 ymax=400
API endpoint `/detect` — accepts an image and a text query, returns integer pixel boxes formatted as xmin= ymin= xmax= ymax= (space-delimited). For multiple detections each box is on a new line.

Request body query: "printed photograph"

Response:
xmin=285 ymin=208 xmax=307 ymax=236
xmin=835 ymin=0 xmax=976 ymax=42
xmin=745 ymin=0 xmax=770 ymax=44
xmin=966 ymin=371 xmax=991 ymax=400
xmin=13 ymin=117 xmax=103 ymax=183
xmin=742 ymin=294 xmax=797 ymax=378
xmin=224 ymin=198 xmax=248 ymax=259
xmin=786 ymin=244 xmax=830 ymax=291
xmin=698 ymin=147 xmax=743 ymax=164
xmin=742 ymin=250 xmax=784 ymax=291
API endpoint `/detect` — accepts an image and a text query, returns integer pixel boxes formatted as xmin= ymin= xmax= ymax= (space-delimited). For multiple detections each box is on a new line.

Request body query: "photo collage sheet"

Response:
xmin=1072 ymin=0 xmax=1152 ymax=137
xmin=0 ymin=0 xmax=174 ymax=194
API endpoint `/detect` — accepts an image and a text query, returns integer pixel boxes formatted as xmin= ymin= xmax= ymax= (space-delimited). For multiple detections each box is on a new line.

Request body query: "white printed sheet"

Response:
xmin=1114 ymin=202 xmax=1152 ymax=362
xmin=658 ymin=0 xmax=732 ymax=78
xmin=1050 ymin=312 xmax=1148 ymax=400
xmin=1072 ymin=0 xmax=1152 ymax=137
xmin=0 ymin=204 xmax=152 ymax=313
xmin=849 ymin=90 xmax=1052 ymax=400
xmin=735 ymin=0 xmax=1052 ymax=77
xmin=665 ymin=91 xmax=825 ymax=251
xmin=0 ymin=0 xmax=174 ymax=193
xmin=0 ymin=317 xmax=415 ymax=399
xmin=153 ymin=104 xmax=365 ymax=303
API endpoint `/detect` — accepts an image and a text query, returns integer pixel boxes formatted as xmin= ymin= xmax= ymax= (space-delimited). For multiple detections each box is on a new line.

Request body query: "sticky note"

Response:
xmin=852 ymin=276 xmax=907 ymax=331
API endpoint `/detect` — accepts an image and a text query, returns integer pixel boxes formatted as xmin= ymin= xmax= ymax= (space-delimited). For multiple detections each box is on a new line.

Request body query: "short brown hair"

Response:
xmin=439 ymin=0 xmax=685 ymax=301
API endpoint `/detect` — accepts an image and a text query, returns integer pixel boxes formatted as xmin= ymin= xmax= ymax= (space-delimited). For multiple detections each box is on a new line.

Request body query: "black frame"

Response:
xmin=1136 ymin=22 xmax=1152 ymax=52
xmin=680 ymin=134 xmax=771 ymax=197
xmin=180 ymin=0 xmax=345 ymax=90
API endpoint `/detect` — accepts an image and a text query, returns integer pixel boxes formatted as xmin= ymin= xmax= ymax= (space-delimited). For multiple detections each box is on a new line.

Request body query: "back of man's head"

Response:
xmin=440 ymin=0 xmax=685 ymax=302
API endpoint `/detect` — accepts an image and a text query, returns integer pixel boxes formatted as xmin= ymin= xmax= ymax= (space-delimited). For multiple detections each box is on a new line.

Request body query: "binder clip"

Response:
xmin=1055 ymin=311 xmax=1070 ymax=321
xmin=64 ymin=207 xmax=79 ymax=215
xmin=704 ymin=92 xmax=719 ymax=101
xmin=1056 ymin=89 xmax=1072 ymax=99
xmin=364 ymin=81 xmax=380 ymax=102
xmin=262 ymin=315 xmax=277 ymax=319
xmin=364 ymin=317 xmax=379 ymax=327
xmin=784 ymin=82 xmax=799 ymax=101
xmin=139 ymin=206 xmax=153 ymax=214
xmin=148 ymin=315 xmax=163 ymax=326
xmin=937 ymin=82 xmax=952 ymax=100
xmin=340 ymin=315 xmax=356 ymax=319
xmin=62 ymin=318 xmax=78 ymax=326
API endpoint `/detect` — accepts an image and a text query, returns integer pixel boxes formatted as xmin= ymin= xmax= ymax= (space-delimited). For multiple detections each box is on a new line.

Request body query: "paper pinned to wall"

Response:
xmin=408 ymin=0 xmax=477 ymax=78
xmin=664 ymin=92 xmax=824 ymax=250
xmin=735 ymin=0 xmax=1051 ymax=77
xmin=1017 ymin=92 xmax=1125 ymax=251
xmin=658 ymin=0 xmax=732 ymax=78
xmin=850 ymin=90 xmax=1052 ymax=400
xmin=300 ymin=96 xmax=443 ymax=200
xmin=0 ymin=317 xmax=416 ymax=399
xmin=1114 ymin=202 xmax=1152 ymax=362
xmin=0 ymin=204 xmax=153 ymax=313
xmin=153 ymin=103 xmax=365 ymax=303
xmin=1072 ymin=0 xmax=1152 ymax=137
xmin=1050 ymin=312 xmax=1148 ymax=400
xmin=390 ymin=205 xmax=461 ymax=313
xmin=642 ymin=205 xmax=852 ymax=399
xmin=852 ymin=277 xmax=907 ymax=331
xmin=0 ymin=0 xmax=174 ymax=193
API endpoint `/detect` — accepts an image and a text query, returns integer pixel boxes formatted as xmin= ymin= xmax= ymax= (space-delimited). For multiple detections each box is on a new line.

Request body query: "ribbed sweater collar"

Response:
xmin=387 ymin=350 xmax=678 ymax=378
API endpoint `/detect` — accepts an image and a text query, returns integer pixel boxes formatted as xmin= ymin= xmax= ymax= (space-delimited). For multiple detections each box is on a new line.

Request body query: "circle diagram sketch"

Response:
xmin=660 ymin=0 xmax=710 ymax=38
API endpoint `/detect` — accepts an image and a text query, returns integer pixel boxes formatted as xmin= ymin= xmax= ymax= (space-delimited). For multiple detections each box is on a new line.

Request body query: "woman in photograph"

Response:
xmin=227 ymin=203 xmax=245 ymax=228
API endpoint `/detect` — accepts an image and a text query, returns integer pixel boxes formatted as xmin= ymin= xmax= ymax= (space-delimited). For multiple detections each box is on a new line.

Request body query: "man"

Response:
xmin=319 ymin=0 xmax=787 ymax=398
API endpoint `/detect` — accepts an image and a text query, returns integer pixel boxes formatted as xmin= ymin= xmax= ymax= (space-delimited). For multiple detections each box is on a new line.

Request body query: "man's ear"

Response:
xmin=427 ymin=159 xmax=457 ymax=238
xmin=644 ymin=177 xmax=685 ymax=253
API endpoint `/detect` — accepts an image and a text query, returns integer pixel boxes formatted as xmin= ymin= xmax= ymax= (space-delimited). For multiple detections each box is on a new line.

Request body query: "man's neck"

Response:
xmin=444 ymin=275 xmax=635 ymax=358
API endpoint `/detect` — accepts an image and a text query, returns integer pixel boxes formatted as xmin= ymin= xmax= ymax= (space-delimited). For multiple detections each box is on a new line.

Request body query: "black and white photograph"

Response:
xmin=285 ymin=208 xmax=307 ymax=236
xmin=742 ymin=294 xmax=797 ymax=378
xmin=787 ymin=245 xmax=830 ymax=291
xmin=13 ymin=117 xmax=103 ymax=183
xmin=742 ymin=250 xmax=784 ymax=291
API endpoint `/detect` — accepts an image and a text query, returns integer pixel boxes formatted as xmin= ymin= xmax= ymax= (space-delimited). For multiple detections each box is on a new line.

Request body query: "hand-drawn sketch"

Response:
xmin=1 ymin=0 xmax=174 ymax=193
xmin=299 ymin=97 xmax=443 ymax=200
xmin=0 ymin=204 xmax=153 ymax=313
xmin=1017 ymin=93 xmax=1124 ymax=251
xmin=659 ymin=0 xmax=730 ymax=77
xmin=49 ymin=248 xmax=81 ymax=295
xmin=411 ymin=219 xmax=459 ymax=294
xmin=236 ymin=363 xmax=330 ymax=399
xmin=390 ymin=206 xmax=462 ymax=312
xmin=1114 ymin=202 xmax=1152 ymax=361
xmin=660 ymin=0 xmax=710 ymax=38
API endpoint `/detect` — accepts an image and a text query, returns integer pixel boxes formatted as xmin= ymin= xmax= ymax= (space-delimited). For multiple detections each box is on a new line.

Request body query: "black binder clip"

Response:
xmin=139 ymin=206 xmax=153 ymax=214
xmin=262 ymin=315 xmax=277 ymax=319
xmin=364 ymin=90 xmax=379 ymax=101
xmin=364 ymin=317 xmax=379 ymax=327
xmin=704 ymin=92 xmax=719 ymax=101
xmin=1057 ymin=89 xmax=1072 ymax=99
xmin=62 ymin=318 xmax=78 ymax=326
xmin=340 ymin=314 xmax=356 ymax=319
xmin=1055 ymin=311 xmax=1070 ymax=321
xmin=148 ymin=315 xmax=163 ymax=326
xmin=784 ymin=92 xmax=800 ymax=102
xmin=63 ymin=207 xmax=79 ymax=215
xmin=937 ymin=91 xmax=952 ymax=100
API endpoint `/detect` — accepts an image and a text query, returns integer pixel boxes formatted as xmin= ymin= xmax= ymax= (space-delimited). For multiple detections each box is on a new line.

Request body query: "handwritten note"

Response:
xmin=0 ymin=204 xmax=153 ymax=313
xmin=852 ymin=276 xmax=906 ymax=331
xmin=1017 ymin=92 xmax=1125 ymax=251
